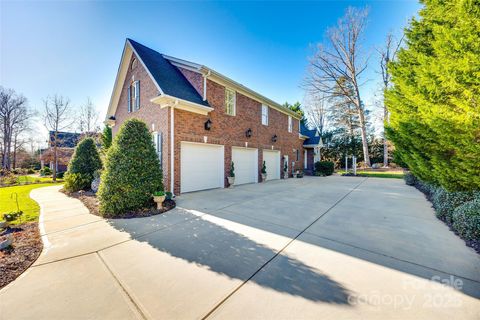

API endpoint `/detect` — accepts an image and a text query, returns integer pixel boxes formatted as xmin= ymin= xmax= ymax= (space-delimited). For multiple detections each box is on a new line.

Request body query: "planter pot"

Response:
xmin=227 ymin=176 xmax=235 ymax=187
xmin=261 ymin=173 xmax=267 ymax=182
xmin=153 ymin=195 xmax=166 ymax=209
xmin=284 ymin=173 xmax=289 ymax=179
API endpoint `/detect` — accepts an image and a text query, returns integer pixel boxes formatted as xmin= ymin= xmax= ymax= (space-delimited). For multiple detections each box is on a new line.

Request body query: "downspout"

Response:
xmin=203 ymin=70 xmax=211 ymax=101
xmin=170 ymin=103 xmax=175 ymax=195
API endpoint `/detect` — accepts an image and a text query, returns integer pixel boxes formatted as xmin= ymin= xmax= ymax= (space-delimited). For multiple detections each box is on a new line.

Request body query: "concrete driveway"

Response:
xmin=1 ymin=176 xmax=479 ymax=319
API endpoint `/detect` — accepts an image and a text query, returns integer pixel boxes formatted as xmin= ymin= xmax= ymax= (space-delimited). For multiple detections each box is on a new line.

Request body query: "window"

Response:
xmin=128 ymin=81 xmax=140 ymax=112
xmin=288 ymin=116 xmax=292 ymax=132
xmin=296 ymin=149 xmax=299 ymax=161
xmin=131 ymin=58 xmax=137 ymax=70
xmin=261 ymin=104 xmax=269 ymax=125
xmin=225 ymin=88 xmax=236 ymax=116
xmin=152 ymin=132 xmax=162 ymax=166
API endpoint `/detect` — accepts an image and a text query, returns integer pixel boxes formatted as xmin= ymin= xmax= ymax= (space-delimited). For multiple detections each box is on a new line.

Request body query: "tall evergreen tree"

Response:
xmin=386 ymin=0 xmax=480 ymax=191
xmin=101 ymin=125 xmax=112 ymax=150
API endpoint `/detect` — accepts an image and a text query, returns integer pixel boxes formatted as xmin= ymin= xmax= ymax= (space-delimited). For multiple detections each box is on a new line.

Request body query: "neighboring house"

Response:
xmin=300 ymin=124 xmax=324 ymax=175
xmin=40 ymin=131 xmax=81 ymax=172
xmin=106 ymin=38 xmax=306 ymax=194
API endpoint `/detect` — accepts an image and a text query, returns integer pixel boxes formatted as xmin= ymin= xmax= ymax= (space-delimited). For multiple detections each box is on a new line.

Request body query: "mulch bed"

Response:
xmin=64 ymin=190 xmax=176 ymax=219
xmin=0 ymin=222 xmax=43 ymax=289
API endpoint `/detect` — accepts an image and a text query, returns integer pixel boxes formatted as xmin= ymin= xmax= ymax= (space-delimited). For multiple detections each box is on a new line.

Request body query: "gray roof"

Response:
xmin=128 ymin=39 xmax=209 ymax=107
xmin=301 ymin=123 xmax=321 ymax=146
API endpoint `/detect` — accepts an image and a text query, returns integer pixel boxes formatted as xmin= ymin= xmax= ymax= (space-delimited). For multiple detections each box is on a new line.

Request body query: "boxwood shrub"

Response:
xmin=432 ymin=189 xmax=475 ymax=223
xmin=452 ymin=198 xmax=480 ymax=241
xmin=64 ymin=137 xmax=102 ymax=192
xmin=314 ymin=161 xmax=334 ymax=176
xmin=98 ymin=119 xmax=163 ymax=216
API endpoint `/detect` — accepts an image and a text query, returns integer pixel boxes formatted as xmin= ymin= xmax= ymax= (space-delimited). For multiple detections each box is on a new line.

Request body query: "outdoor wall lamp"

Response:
xmin=204 ymin=119 xmax=212 ymax=130
xmin=245 ymin=128 xmax=252 ymax=138
xmin=272 ymin=134 xmax=278 ymax=143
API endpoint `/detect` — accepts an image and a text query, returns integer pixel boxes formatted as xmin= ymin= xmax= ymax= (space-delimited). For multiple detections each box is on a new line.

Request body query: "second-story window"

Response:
xmin=261 ymin=104 xmax=269 ymax=125
xmin=128 ymin=81 xmax=140 ymax=112
xmin=288 ymin=115 xmax=292 ymax=132
xmin=225 ymin=88 xmax=236 ymax=116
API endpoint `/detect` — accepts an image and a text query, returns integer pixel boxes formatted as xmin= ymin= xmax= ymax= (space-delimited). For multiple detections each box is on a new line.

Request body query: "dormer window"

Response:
xmin=131 ymin=58 xmax=137 ymax=70
xmin=127 ymin=80 xmax=140 ymax=112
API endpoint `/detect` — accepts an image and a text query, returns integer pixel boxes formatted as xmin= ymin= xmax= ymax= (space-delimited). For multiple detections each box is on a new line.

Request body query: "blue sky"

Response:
xmin=1 ymin=0 xmax=420 ymax=137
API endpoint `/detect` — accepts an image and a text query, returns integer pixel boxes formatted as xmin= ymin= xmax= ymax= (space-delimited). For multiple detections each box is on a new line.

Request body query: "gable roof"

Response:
xmin=301 ymin=123 xmax=321 ymax=146
xmin=49 ymin=131 xmax=81 ymax=148
xmin=127 ymin=39 xmax=209 ymax=107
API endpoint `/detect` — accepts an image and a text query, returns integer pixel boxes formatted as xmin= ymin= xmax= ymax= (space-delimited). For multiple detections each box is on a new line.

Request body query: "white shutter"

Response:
xmin=135 ymin=81 xmax=140 ymax=110
xmin=127 ymin=86 xmax=132 ymax=112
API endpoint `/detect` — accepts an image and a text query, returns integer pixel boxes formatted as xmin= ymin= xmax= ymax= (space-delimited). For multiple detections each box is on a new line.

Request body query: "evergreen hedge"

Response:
xmin=64 ymin=137 xmax=102 ymax=192
xmin=98 ymin=119 xmax=163 ymax=216
xmin=386 ymin=0 xmax=480 ymax=191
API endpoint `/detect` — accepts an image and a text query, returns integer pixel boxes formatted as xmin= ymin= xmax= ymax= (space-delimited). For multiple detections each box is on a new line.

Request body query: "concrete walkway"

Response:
xmin=0 ymin=177 xmax=479 ymax=319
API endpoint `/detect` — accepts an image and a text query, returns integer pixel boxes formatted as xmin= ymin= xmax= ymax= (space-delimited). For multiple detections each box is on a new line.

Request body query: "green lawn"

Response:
xmin=337 ymin=170 xmax=405 ymax=179
xmin=16 ymin=175 xmax=63 ymax=184
xmin=0 ymin=183 xmax=62 ymax=225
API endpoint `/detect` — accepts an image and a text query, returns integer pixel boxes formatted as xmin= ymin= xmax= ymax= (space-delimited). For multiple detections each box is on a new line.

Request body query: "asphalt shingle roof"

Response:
xmin=128 ymin=39 xmax=209 ymax=107
xmin=301 ymin=123 xmax=321 ymax=146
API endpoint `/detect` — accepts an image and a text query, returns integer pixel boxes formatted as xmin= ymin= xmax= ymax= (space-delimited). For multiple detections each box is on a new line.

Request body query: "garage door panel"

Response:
xmin=181 ymin=143 xmax=224 ymax=193
xmin=263 ymin=150 xmax=280 ymax=181
xmin=232 ymin=148 xmax=258 ymax=185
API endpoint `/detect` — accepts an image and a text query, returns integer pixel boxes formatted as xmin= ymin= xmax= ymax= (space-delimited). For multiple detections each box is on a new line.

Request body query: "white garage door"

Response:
xmin=181 ymin=142 xmax=224 ymax=193
xmin=232 ymin=147 xmax=258 ymax=185
xmin=263 ymin=150 xmax=280 ymax=180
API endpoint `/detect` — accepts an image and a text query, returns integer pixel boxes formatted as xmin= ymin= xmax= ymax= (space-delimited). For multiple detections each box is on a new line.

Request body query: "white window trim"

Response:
xmin=225 ymin=87 xmax=236 ymax=116
xmin=261 ymin=104 xmax=269 ymax=126
xmin=288 ymin=116 xmax=292 ymax=132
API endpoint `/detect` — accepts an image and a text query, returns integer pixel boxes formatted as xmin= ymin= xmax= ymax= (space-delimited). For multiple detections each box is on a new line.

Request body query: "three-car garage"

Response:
xmin=180 ymin=142 xmax=282 ymax=193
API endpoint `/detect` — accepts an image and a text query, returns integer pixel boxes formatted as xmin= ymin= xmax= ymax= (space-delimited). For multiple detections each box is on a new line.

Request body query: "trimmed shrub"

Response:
xmin=64 ymin=137 xmax=102 ymax=192
xmin=314 ymin=161 xmax=334 ymax=176
xmin=432 ymin=189 xmax=475 ymax=223
xmin=27 ymin=168 xmax=35 ymax=174
xmin=98 ymin=119 xmax=163 ymax=216
xmin=452 ymin=198 xmax=480 ymax=241
xmin=40 ymin=167 xmax=52 ymax=176
xmin=64 ymin=172 xmax=91 ymax=193
xmin=404 ymin=172 xmax=417 ymax=186
xmin=101 ymin=126 xmax=112 ymax=150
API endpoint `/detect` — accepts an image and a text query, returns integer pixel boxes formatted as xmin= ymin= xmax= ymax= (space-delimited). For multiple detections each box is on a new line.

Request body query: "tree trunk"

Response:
xmin=52 ymin=132 xmax=57 ymax=181
xmin=358 ymin=111 xmax=371 ymax=167
xmin=383 ymin=105 xmax=389 ymax=167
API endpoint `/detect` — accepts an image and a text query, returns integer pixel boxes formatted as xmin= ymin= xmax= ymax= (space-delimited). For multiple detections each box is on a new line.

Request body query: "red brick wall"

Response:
xmin=174 ymin=68 xmax=305 ymax=194
xmin=113 ymin=54 xmax=170 ymax=190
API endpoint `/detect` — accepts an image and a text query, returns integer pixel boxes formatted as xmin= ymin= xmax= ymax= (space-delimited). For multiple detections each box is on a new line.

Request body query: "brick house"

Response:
xmin=106 ymin=39 xmax=310 ymax=194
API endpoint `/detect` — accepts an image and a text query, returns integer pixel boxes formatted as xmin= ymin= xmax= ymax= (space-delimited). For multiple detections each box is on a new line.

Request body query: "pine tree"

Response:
xmin=98 ymin=119 xmax=163 ymax=215
xmin=386 ymin=0 xmax=480 ymax=191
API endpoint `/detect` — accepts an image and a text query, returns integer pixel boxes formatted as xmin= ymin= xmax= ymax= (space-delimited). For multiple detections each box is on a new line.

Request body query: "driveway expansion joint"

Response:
xmin=201 ymin=177 xmax=368 ymax=319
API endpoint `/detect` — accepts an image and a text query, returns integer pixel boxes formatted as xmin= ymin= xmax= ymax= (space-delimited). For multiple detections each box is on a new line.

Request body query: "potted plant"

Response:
xmin=153 ymin=191 xmax=166 ymax=209
xmin=227 ymin=161 xmax=235 ymax=187
xmin=261 ymin=161 xmax=267 ymax=182
xmin=283 ymin=162 xmax=289 ymax=179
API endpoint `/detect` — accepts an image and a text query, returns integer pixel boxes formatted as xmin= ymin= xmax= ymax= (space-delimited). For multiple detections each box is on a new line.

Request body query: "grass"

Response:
xmin=0 ymin=183 xmax=61 ymax=225
xmin=16 ymin=175 xmax=63 ymax=184
xmin=337 ymin=170 xmax=404 ymax=179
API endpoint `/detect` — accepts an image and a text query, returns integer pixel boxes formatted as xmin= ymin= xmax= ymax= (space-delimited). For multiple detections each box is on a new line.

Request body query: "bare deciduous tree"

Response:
xmin=78 ymin=97 xmax=99 ymax=135
xmin=44 ymin=95 xmax=73 ymax=181
xmin=305 ymin=7 xmax=371 ymax=166
xmin=0 ymin=87 xmax=30 ymax=170
xmin=377 ymin=33 xmax=403 ymax=167
xmin=304 ymin=93 xmax=328 ymax=135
